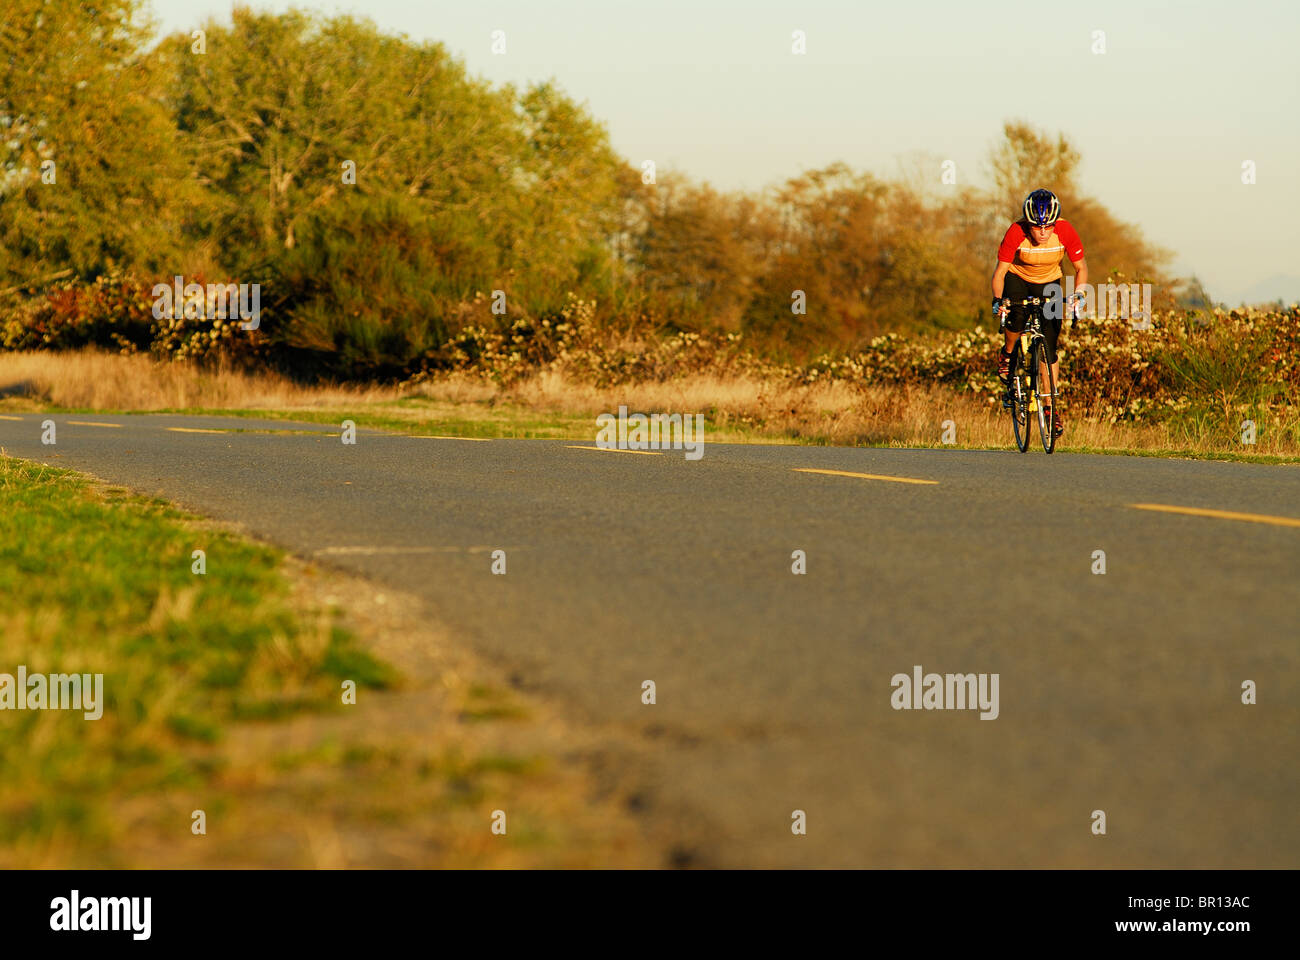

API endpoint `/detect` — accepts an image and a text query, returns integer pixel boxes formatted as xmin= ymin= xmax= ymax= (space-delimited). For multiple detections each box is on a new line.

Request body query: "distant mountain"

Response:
xmin=1229 ymin=274 xmax=1300 ymax=307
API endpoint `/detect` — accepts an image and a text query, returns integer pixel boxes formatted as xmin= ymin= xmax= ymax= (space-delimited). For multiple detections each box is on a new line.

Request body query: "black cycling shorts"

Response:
xmin=1002 ymin=272 xmax=1062 ymax=364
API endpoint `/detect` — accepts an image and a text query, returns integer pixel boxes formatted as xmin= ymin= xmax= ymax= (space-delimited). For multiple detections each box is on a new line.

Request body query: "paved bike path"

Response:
xmin=2 ymin=412 xmax=1296 ymax=866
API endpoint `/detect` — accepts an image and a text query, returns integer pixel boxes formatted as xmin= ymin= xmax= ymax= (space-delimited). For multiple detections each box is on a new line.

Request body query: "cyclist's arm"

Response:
xmin=1068 ymin=257 xmax=1087 ymax=323
xmin=991 ymin=260 xmax=1011 ymax=299
xmin=1056 ymin=220 xmax=1087 ymax=310
xmin=993 ymin=224 xmax=1023 ymax=300
xmin=1070 ymin=257 xmax=1087 ymax=291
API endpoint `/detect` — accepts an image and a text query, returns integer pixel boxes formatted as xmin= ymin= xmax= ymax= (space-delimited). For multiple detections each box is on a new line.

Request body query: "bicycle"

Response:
xmin=999 ymin=296 xmax=1070 ymax=454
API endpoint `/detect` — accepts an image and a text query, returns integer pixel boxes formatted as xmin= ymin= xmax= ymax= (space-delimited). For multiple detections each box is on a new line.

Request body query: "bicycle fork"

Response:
xmin=1020 ymin=337 xmax=1036 ymax=413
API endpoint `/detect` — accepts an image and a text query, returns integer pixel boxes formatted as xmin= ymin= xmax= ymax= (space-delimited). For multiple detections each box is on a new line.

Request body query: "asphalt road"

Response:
xmin=2 ymin=412 xmax=1297 ymax=867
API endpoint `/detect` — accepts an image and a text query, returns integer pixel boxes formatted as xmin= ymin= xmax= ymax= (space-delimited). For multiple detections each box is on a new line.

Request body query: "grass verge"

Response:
xmin=0 ymin=456 xmax=664 ymax=867
xmin=0 ymin=456 xmax=394 ymax=864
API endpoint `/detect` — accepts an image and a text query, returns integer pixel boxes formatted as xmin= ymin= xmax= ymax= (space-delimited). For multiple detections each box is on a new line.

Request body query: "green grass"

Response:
xmin=0 ymin=456 xmax=397 ymax=858
xmin=844 ymin=436 xmax=1300 ymax=464
xmin=21 ymin=397 xmax=600 ymax=441
xmin=0 ymin=455 xmax=639 ymax=867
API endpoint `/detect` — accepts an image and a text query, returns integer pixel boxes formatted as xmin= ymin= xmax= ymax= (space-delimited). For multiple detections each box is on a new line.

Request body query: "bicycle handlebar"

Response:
xmin=998 ymin=295 xmax=1081 ymax=318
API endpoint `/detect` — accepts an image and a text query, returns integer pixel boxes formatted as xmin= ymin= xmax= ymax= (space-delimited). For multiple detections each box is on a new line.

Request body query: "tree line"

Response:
xmin=0 ymin=2 xmax=1172 ymax=376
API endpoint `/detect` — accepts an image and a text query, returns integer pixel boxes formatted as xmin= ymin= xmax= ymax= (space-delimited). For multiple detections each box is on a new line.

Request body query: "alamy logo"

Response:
xmin=50 ymin=890 xmax=151 ymax=940
xmin=891 ymin=665 xmax=1000 ymax=719
xmin=152 ymin=275 xmax=261 ymax=330
xmin=0 ymin=666 xmax=103 ymax=719
xmin=596 ymin=405 xmax=705 ymax=460
xmin=1054 ymin=277 xmax=1153 ymax=327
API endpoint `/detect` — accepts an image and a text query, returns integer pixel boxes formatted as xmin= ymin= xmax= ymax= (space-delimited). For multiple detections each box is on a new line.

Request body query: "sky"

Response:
xmin=146 ymin=0 xmax=1300 ymax=304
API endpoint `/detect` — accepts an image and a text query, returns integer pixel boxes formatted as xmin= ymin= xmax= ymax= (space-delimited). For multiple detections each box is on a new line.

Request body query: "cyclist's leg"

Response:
xmin=1041 ymin=312 xmax=1059 ymax=382
xmin=999 ymin=274 xmax=1030 ymax=378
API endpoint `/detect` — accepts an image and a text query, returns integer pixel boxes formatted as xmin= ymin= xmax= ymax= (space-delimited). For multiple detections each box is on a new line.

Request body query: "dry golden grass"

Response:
xmin=3 ymin=349 xmax=1296 ymax=458
xmin=0 ymin=349 xmax=400 ymax=410
xmin=423 ymin=369 xmax=1299 ymax=457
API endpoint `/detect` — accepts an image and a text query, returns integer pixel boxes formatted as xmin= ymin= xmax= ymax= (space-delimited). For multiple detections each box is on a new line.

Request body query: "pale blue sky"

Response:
xmin=146 ymin=0 xmax=1300 ymax=304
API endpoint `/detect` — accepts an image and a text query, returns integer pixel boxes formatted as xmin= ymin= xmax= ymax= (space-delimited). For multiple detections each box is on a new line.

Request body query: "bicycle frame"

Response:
xmin=1001 ymin=296 xmax=1057 ymax=413
xmin=1021 ymin=315 xmax=1044 ymax=414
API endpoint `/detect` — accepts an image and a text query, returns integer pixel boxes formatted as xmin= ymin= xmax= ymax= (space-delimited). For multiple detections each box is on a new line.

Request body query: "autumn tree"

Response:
xmin=165 ymin=7 xmax=629 ymax=375
xmin=0 ymin=0 xmax=195 ymax=286
xmin=985 ymin=121 xmax=1170 ymax=291
xmin=632 ymin=174 xmax=775 ymax=330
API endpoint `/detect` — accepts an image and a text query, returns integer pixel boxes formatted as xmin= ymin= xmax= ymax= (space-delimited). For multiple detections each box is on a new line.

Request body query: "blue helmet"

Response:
xmin=1023 ymin=189 xmax=1060 ymax=226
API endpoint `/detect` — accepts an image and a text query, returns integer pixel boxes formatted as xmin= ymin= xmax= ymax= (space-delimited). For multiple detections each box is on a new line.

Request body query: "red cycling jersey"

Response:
xmin=997 ymin=219 xmax=1084 ymax=284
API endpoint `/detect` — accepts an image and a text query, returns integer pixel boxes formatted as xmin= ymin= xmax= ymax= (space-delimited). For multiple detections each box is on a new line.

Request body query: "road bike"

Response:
xmin=999 ymin=296 xmax=1066 ymax=454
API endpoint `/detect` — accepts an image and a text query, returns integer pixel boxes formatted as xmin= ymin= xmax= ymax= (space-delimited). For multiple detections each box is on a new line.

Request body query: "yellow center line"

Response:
xmin=410 ymin=435 xmax=493 ymax=442
xmin=794 ymin=467 xmax=938 ymax=485
xmin=0 ymin=415 xmax=24 ymax=421
xmin=1130 ymin=503 xmax=1300 ymax=529
xmin=66 ymin=420 xmax=122 ymax=428
xmin=166 ymin=427 xmax=228 ymax=434
xmin=566 ymin=445 xmax=662 ymax=456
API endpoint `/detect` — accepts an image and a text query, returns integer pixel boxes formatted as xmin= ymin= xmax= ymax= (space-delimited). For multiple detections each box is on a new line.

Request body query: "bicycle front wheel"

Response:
xmin=1034 ymin=341 xmax=1058 ymax=454
xmin=1010 ymin=346 xmax=1031 ymax=453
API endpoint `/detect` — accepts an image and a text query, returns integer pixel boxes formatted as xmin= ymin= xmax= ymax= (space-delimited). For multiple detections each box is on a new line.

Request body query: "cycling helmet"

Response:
xmin=1022 ymin=189 xmax=1060 ymax=226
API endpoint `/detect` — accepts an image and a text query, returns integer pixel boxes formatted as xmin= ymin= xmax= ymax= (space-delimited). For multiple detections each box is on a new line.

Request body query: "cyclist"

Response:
xmin=991 ymin=188 xmax=1087 ymax=439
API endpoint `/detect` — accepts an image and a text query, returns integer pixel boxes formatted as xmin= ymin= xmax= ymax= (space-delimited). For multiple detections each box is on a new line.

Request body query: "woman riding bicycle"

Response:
xmin=991 ymin=188 xmax=1087 ymax=439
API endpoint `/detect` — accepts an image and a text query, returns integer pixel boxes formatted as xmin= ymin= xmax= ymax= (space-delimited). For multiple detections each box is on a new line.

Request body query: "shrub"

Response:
xmin=0 ymin=273 xmax=269 ymax=368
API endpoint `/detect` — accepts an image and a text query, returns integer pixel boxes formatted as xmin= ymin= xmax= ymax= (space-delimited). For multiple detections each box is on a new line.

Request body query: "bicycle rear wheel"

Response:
xmin=1034 ymin=340 xmax=1058 ymax=454
xmin=1010 ymin=346 xmax=1031 ymax=452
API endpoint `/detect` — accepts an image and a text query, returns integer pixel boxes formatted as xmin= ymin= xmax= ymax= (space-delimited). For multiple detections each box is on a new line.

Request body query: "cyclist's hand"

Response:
xmin=992 ymin=297 xmax=1008 ymax=319
xmin=1066 ymin=293 xmax=1082 ymax=325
